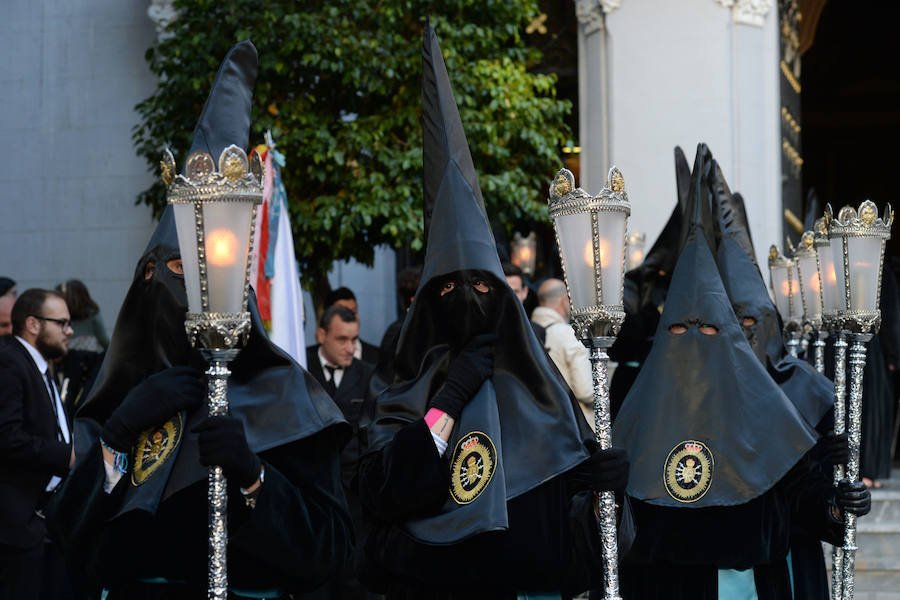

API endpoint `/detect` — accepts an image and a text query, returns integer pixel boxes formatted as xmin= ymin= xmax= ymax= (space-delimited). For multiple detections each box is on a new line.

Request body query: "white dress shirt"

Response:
xmin=317 ymin=347 xmax=345 ymax=388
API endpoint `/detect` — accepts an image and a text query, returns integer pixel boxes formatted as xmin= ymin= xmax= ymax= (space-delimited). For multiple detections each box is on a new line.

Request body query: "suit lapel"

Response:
xmin=13 ymin=340 xmax=58 ymax=431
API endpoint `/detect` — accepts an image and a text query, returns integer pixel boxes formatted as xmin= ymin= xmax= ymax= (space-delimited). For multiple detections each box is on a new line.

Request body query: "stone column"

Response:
xmin=594 ymin=0 xmax=779 ymax=269
xmin=575 ymin=0 xmax=620 ymax=192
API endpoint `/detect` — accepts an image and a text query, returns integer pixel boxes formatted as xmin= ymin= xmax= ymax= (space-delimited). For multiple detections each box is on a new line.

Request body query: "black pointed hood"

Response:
xmin=636 ymin=146 xmax=691 ymax=277
xmin=678 ymin=143 xmax=718 ymax=255
xmin=366 ymin=24 xmax=590 ymax=545
xmin=76 ymin=41 xmax=347 ymax=516
xmin=613 ymin=147 xmax=818 ymax=508
xmin=620 ymin=147 xmax=689 ymax=316
xmin=804 ymin=188 xmax=821 ymax=233
xmin=144 ymin=40 xmax=258 ymax=256
xmin=420 ymin=22 xmax=501 ymax=282
xmin=713 ymin=171 xmax=832 ymax=430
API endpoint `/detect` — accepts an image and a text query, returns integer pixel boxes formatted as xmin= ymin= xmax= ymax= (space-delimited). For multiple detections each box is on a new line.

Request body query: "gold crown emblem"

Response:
xmin=162 ymin=145 xmax=264 ymax=205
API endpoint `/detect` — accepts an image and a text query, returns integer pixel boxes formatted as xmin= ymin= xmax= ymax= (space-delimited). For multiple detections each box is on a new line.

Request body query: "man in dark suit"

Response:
xmin=0 ymin=288 xmax=75 ymax=598
xmin=322 ymin=287 xmax=379 ymax=365
xmin=305 ymin=305 xmax=377 ymax=599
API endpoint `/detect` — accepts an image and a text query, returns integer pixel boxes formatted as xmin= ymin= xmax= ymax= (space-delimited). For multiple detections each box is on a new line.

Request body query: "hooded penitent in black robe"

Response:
xmin=859 ymin=260 xmax=900 ymax=480
xmin=45 ymin=41 xmax=352 ymax=599
xmin=357 ymin=23 xmax=616 ymax=600
xmin=710 ymin=160 xmax=837 ymax=599
xmin=612 ymin=144 xmax=842 ymax=600
xmin=609 ymin=147 xmax=690 ymax=420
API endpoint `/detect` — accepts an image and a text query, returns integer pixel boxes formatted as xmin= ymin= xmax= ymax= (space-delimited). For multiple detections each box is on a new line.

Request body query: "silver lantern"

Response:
xmin=548 ymin=166 xmax=629 ymax=600
xmin=163 ymin=145 xmax=263 ymax=600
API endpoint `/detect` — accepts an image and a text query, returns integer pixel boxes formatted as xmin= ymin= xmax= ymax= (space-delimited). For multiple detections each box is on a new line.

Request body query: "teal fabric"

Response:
xmin=786 ymin=549 xmax=795 ymax=598
xmin=717 ymin=568 xmax=758 ymax=600
xmin=109 ymin=579 xmax=284 ymax=598
xmin=516 ymin=593 xmax=562 ymax=600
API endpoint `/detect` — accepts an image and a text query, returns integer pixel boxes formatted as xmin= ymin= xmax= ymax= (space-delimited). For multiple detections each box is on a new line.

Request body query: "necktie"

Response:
xmin=45 ymin=369 xmax=64 ymax=440
xmin=323 ymin=365 xmax=338 ymax=396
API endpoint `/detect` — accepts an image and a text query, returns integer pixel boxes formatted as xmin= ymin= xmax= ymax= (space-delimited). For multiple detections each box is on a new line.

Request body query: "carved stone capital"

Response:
xmin=714 ymin=0 xmax=772 ymax=27
xmin=575 ymin=0 xmax=621 ymax=34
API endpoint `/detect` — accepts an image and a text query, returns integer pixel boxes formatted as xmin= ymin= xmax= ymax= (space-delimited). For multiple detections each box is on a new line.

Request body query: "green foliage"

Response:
xmin=133 ymin=0 xmax=571 ymax=289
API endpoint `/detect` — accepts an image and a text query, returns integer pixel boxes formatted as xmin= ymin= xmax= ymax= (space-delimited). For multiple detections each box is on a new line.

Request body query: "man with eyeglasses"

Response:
xmin=0 ymin=288 xmax=75 ymax=598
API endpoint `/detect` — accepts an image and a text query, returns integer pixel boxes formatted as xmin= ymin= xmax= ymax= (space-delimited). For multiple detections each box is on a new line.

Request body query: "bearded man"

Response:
xmin=0 ymin=288 xmax=75 ymax=598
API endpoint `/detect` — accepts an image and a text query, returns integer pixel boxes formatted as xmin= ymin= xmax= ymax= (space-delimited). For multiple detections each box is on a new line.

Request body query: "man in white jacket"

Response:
xmin=530 ymin=278 xmax=595 ymax=430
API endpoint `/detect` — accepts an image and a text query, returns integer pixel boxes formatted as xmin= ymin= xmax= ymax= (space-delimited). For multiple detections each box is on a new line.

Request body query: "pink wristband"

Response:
xmin=424 ymin=407 xmax=446 ymax=429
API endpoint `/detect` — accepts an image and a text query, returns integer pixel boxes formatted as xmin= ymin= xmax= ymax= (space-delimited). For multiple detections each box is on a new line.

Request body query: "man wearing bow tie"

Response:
xmin=306 ymin=303 xmax=377 ymax=598
xmin=0 ymin=288 xmax=75 ymax=598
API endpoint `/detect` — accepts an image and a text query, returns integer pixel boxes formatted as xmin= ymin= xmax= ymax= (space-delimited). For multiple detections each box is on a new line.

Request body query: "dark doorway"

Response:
xmin=801 ymin=2 xmax=900 ymax=258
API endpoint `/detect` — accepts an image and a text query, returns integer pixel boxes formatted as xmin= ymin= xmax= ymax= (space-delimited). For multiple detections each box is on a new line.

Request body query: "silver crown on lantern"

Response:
xmin=161 ymin=145 xmax=264 ymax=204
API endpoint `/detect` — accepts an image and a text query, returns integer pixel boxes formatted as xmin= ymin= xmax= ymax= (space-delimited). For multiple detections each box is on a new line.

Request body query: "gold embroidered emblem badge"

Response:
xmin=449 ymin=431 xmax=496 ymax=505
xmin=131 ymin=413 xmax=183 ymax=486
xmin=663 ymin=440 xmax=714 ymax=503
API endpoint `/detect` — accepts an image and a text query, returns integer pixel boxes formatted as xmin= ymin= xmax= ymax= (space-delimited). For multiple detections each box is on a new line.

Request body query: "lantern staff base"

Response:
xmin=830 ymin=331 xmax=848 ymax=600
xmin=583 ymin=335 xmax=622 ymax=600
xmin=840 ymin=332 xmax=873 ymax=600
xmin=197 ymin=347 xmax=241 ymax=600
xmin=786 ymin=329 xmax=802 ymax=357
xmin=813 ymin=330 xmax=827 ymax=374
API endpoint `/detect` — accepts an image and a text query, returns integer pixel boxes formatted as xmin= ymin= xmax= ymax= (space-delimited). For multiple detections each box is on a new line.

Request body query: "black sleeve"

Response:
xmin=358 ymin=419 xmax=449 ymax=523
xmin=0 ymin=355 xmax=71 ymax=475
xmin=227 ymin=428 xmax=354 ymax=592
xmin=781 ymin=452 xmax=843 ymax=546
xmin=45 ymin=437 xmax=127 ymax=574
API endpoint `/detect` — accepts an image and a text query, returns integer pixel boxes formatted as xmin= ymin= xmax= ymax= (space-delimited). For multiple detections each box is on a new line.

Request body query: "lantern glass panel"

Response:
xmin=173 ymin=203 xmax=202 ymax=313
xmin=846 ymin=235 xmax=883 ymax=313
xmin=770 ymin=264 xmax=798 ymax=322
xmin=201 ymin=201 xmax=254 ymax=314
xmin=555 ymin=212 xmax=596 ymax=309
xmin=796 ymin=254 xmax=822 ymax=322
xmin=829 ymin=236 xmax=848 ymax=313
xmin=595 ymin=211 xmax=627 ymax=307
xmin=820 ymin=245 xmax=840 ymax=316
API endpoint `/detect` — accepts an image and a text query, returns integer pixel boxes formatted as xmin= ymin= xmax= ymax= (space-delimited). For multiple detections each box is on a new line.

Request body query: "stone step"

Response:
xmin=847 ymin=571 xmax=900 ymax=599
xmin=869 ymin=490 xmax=900 ymax=523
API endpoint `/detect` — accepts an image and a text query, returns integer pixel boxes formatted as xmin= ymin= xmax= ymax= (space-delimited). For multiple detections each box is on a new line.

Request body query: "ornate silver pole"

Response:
xmin=786 ymin=331 xmax=801 ymax=357
xmin=814 ymin=331 xmax=827 ymax=374
xmin=586 ymin=336 xmax=621 ymax=600
xmin=164 ymin=145 xmax=262 ymax=600
xmin=841 ymin=333 xmax=872 ymax=600
xmin=201 ymin=349 xmax=240 ymax=599
xmin=831 ymin=331 xmax=847 ymax=600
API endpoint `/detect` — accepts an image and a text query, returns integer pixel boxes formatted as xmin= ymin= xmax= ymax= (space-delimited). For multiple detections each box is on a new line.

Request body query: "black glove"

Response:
xmin=101 ymin=366 xmax=204 ymax=452
xmin=835 ymin=480 xmax=871 ymax=517
xmin=819 ymin=431 xmax=849 ymax=467
xmin=192 ymin=416 xmax=262 ymax=489
xmin=429 ymin=334 xmax=496 ymax=421
xmin=568 ymin=441 xmax=629 ymax=493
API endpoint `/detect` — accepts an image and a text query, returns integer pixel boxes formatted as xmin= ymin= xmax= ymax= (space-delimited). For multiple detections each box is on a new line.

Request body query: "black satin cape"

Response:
xmin=73 ymin=40 xmax=348 ymax=516
xmin=711 ymin=161 xmax=833 ymax=431
xmin=365 ymin=23 xmax=590 ymax=545
xmin=613 ymin=144 xmax=818 ymax=508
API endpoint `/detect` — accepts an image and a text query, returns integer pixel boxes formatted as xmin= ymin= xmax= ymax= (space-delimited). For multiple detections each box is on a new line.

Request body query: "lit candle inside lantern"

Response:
xmin=206 ymin=229 xmax=239 ymax=266
xmin=780 ymin=277 xmax=799 ymax=298
xmin=584 ymin=238 xmax=612 ymax=269
xmin=629 ymin=249 xmax=643 ymax=267
xmin=810 ymin=271 xmax=821 ymax=293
